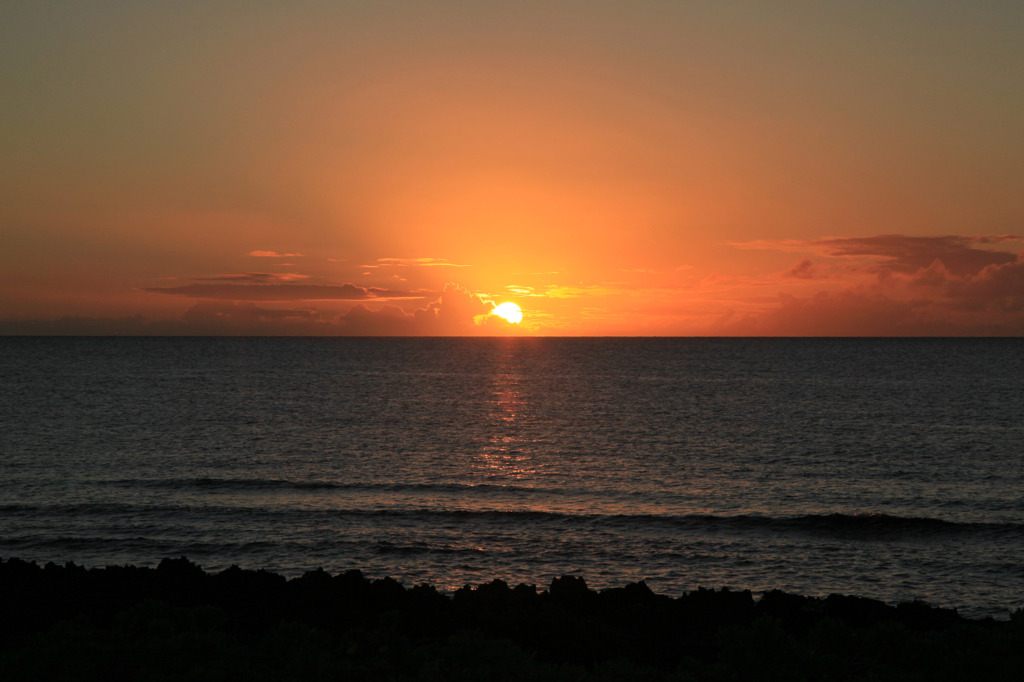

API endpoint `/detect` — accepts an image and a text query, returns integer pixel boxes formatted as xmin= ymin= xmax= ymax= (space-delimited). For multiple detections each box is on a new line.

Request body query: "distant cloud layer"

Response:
xmin=717 ymin=234 xmax=1024 ymax=336
xmin=739 ymin=235 xmax=1021 ymax=276
xmin=366 ymin=257 xmax=471 ymax=268
xmin=0 ymin=283 xmax=510 ymax=336
xmin=199 ymin=273 xmax=310 ymax=282
xmin=3 ymin=236 xmax=1021 ymax=336
xmin=809 ymin=235 xmax=1020 ymax=276
xmin=142 ymin=282 xmax=414 ymax=301
xmin=247 ymin=251 xmax=304 ymax=258
xmin=336 ymin=283 xmax=500 ymax=335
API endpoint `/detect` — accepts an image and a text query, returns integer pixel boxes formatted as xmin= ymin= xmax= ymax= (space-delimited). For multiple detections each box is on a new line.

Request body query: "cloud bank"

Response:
xmin=3 ymin=235 xmax=1022 ymax=336
xmin=142 ymin=282 xmax=413 ymax=302
xmin=715 ymin=235 xmax=1024 ymax=336
xmin=0 ymin=284 xmax=513 ymax=336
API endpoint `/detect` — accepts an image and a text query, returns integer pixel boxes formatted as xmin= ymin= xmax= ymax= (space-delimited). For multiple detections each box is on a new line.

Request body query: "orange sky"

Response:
xmin=3 ymin=2 xmax=1023 ymax=335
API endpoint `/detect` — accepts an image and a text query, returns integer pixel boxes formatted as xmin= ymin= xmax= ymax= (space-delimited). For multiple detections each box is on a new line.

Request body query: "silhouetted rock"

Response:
xmin=896 ymin=599 xmax=961 ymax=630
xmin=1 ymin=557 xmax=1022 ymax=681
xmin=823 ymin=592 xmax=893 ymax=627
xmin=549 ymin=574 xmax=592 ymax=607
xmin=756 ymin=589 xmax=822 ymax=633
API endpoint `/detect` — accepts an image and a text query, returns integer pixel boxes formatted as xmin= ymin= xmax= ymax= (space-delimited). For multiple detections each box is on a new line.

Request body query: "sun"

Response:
xmin=492 ymin=302 xmax=523 ymax=324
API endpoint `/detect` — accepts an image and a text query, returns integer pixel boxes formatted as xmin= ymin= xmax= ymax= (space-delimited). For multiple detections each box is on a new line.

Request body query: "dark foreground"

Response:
xmin=2 ymin=558 xmax=1022 ymax=681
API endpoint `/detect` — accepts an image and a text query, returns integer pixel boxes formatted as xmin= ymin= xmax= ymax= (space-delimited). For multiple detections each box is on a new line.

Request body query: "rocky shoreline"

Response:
xmin=2 ymin=557 xmax=1021 ymax=680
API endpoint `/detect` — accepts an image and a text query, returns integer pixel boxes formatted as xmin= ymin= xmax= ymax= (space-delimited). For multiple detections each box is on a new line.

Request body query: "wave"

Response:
xmin=101 ymin=477 xmax=561 ymax=495
xmin=423 ymin=510 xmax=1024 ymax=538
xmin=3 ymin=502 xmax=1021 ymax=539
xmin=372 ymin=541 xmax=487 ymax=557
xmin=0 ymin=535 xmax=282 ymax=556
xmin=637 ymin=512 xmax=997 ymax=537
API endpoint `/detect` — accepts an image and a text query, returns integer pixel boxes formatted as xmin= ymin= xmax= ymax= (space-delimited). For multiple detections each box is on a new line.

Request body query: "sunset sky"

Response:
xmin=3 ymin=1 xmax=1022 ymax=335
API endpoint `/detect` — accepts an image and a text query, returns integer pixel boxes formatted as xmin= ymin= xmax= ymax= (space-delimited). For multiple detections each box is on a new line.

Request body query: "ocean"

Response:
xmin=1 ymin=337 xmax=1021 ymax=619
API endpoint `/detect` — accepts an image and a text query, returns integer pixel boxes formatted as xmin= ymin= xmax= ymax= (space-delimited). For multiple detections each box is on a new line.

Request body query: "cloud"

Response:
xmin=716 ymin=287 xmax=1024 ymax=336
xmin=363 ymin=257 xmax=471 ymax=268
xmin=177 ymin=301 xmax=334 ymax=334
xmin=936 ymin=253 xmax=1024 ymax=313
xmin=715 ymin=291 xmax=932 ymax=336
xmin=247 ymin=250 xmax=304 ymax=258
xmin=143 ymin=282 xmax=416 ymax=301
xmin=199 ymin=273 xmax=311 ymax=282
xmin=182 ymin=301 xmax=322 ymax=322
xmin=0 ymin=283 xmax=517 ymax=336
xmin=812 ymin=235 xmax=1020 ymax=276
xmin=730 ymin=239 xmax=818 ymax=253
xmin=710 ymin=234 xmax=1024 ymax=335
xmin=737 ymin=234 xmax=1022 ymax=277
xmin=0 ymin=315 xmax=154 ymax=336
xmin=336 ymin=304 xmax=418 ymax=335
xmin=423 ymin=282 xmax=495 ymax=327
xmin=334 ymin=283 xmax=528 ymax=335
xmin=712 ymin=253 xmax=1024 ymax=336
xmin=0 ymin=305 xmax=334 ymax=336
xmin=782 ymin=258 xmax=818 ymax=279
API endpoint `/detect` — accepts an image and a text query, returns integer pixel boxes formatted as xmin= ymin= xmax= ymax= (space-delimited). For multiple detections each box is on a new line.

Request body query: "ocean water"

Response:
xmin=1 ymin=337 xmax=1022 ymax=619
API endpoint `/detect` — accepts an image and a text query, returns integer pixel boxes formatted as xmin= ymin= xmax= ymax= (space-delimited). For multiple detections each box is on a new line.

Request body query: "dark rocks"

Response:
xmin=1 ymin=557 xmax=1021 ymax=681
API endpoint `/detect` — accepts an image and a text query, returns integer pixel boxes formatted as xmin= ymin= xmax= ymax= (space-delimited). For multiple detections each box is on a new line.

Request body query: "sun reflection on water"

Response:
xmin=477 ymin=343 xmax=539 ymax=481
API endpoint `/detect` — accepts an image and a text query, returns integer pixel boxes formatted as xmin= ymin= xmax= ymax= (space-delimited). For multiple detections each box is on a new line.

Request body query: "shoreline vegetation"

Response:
xmin=2 ymin=558 xmax=1022 ymax=681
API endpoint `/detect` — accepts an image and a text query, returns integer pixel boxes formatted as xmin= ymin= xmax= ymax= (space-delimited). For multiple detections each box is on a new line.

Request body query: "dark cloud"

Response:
xmin=809 ymin=235 xmax=1020 ymax=276
xmin=716 ymin=291 xmax=951 ymax=337
xmin=177 ymin=301 xmax=335 ymax=334
xmin=0 ymin=315 xmax=154 ymax=336
xmin=336 ymin=304 xmax=417 ymax=335
xmin=782 ymin=258 xmax=817 ymax=279
xmin=336 ymin=283 xmax=501 ymax=335
xmin=939 ymin=254 xmax=1024 ymax=312
xmin=714 ymin=235 xmax=1024 ymax=335
xmin=714 ymin=252 xmax=1024 ymax=336
xmin=142 ymin=283 xmax=414 ymax=301
xmin=182 ymin=301 xmax=322 ymax=323
xmin=0 ymin=305 xmax=338 ymax=335
xmin=198 ymin=273 xmax=310 ymax=282
xmin=736 ymin=234 xmax=1022 ymax=278
xmin=2 ymin=283 xmax=512 ymax=336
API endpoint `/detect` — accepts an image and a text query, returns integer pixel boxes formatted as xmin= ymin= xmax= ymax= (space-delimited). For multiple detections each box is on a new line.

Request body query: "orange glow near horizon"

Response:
xmin=2 ymin=3 xmax=1023 ymax=336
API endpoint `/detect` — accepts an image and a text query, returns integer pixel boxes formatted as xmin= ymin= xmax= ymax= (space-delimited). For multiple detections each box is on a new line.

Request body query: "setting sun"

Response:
xmin=492 ymin=302 xmax=523 ymax=324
